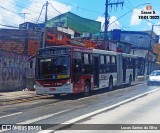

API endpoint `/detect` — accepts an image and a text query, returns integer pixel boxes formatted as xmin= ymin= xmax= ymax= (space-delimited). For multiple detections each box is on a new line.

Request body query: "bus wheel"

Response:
xmin=109 ymin=78 xmax=113 ymax=91
xmin=128 ymin=76 xmax=132 ymax=86
xmin=54 ymin=94 xmax=61 ymax=98
xmin=147 ymin=81 xmax=151 ymax=86
xmin=84 ymin=82 xmax=90 ymax=97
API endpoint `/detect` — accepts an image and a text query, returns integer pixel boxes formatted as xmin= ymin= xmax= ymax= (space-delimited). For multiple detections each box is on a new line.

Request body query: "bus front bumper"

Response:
xmin=34 ymin=84 xmax=73 ymax=95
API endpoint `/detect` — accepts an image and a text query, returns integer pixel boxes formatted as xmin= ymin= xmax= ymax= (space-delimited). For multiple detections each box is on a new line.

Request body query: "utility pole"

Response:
xmin=104 ymin=0 xmax=109 ymax=50
xmin=147 ymin=24 xmax=160 ymax=74
xmin=147 ymin=25 xmax=154 ymax=75
xmin=104 ymin=0 xmax=124 ymax=50
xmin=45 ymin=1 xmax=48 ymax=23
xmin=42 ymin=1 xmax=49 ymax=48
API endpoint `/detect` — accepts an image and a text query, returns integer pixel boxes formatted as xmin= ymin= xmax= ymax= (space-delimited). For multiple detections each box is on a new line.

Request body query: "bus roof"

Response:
xmin=37 ymin=46 xmax=138 ymax=58
xmin=38 ymin=45 xmax=94 ymax=51
xmin=38 ymin=46 xmax=70 ymax=51
xmin=92 ymin=49 xmax=117 ymax=55
xmin=122 ymin=53 xmax=138 ymax=58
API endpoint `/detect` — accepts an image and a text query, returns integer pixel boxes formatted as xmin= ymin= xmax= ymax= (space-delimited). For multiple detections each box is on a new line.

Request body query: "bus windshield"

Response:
xmin=37 ymin=55 xmax=70 ymax=79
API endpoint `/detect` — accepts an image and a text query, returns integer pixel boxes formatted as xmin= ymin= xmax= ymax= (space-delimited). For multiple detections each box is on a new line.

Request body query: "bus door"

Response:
xmin=132 ymin=59 xmax=136 ymax=81
xmin=93 ymin=54 xmax=99 ymax=88
xmin=123 ymin=58 xmax=126 ymax=82
xmin=72 ymin=52 xmax=82 ymax=91
xmin=116 ymin=54 xmax=123 ymax=86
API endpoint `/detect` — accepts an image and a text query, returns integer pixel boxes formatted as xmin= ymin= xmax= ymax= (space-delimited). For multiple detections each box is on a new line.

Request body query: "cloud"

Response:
xmin=0 ymin=0 xmax=23 ymax=28
xmin=130 ymin=8 xmax=142 ymax=26
xmin=108 ymin=16 xmax=121 ymax=31
xmin=147 ymin=22 xmax=152 ymax=28
xmin=96 ymin=16 xmax=121 ymax=31
xmin=21 ymin=0 xmax=71 ymax=23
xmin=96 ymin=16 xmax=105 ymax=31
xmin=147 ymin=22 xmax=160 ymax=35
xmin=0 ymin=0 xmax=71 ymax=28
xmin=153 ymin=22 xmax=160 ymax=35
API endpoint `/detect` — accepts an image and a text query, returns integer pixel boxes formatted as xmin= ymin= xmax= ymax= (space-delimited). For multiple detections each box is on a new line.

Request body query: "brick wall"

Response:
xmin=0 ymin=29 xmax=42 ymax=56
xmin=0 ymin=50 xmax=31 ymax=91
xmin=0 ymin=29 xmax=42 ymax=91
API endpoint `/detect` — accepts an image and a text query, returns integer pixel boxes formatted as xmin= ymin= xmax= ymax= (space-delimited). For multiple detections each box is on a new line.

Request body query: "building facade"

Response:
xmin=111 ymin=29 xmax=157 ymax=75
xmin=47 ymin=12 xmax=101 ymax=34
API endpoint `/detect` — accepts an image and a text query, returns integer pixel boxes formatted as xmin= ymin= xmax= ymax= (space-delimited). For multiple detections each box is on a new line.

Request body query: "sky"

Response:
xmin=0 ymin=0 xmax=160 ymax=35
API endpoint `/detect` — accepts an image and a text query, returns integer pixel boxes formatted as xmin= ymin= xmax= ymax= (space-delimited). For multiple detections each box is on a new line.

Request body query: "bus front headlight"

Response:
xmin=35 ymin=81 xmax=43 ymax=87
xmin=64 ymin=79 xmax=71 ymax=86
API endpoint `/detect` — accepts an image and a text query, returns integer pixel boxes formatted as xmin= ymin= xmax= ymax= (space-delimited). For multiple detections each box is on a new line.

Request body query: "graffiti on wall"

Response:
xmin=0 ymin=50 xmax=30 ymax=91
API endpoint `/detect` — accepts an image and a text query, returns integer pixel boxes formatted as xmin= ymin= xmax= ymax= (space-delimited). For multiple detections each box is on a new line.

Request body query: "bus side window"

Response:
xmin=100 ymin=55 xmax=106 ymax=73
xmin=73 ymin=52 xmax=82 ymax=83
xmin=126 ymin=58 xmax=133 ymax=69
xmin=106 ymin=55 xmax=111 ymax=72
xmin=111 ymin=56 xmax=117 ymax=72
xmin=73 ymin=59 xmax=81 ymax=73
xmin=82 ymin=53 xmax=92 ymax=74
xmin=73 ymin=52 xmax=81 ymax=73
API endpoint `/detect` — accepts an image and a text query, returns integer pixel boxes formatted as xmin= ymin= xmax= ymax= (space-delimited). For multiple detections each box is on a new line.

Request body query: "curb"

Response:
xmin=0 ymin=95 xmax=53 ymax=106
xmin=132 ymin=80 xmax=146 ymax=86
xmin=137 ymin=76 xmax=147 ymax=81
xmin=0 ymin=80 xmax=146 ymax=106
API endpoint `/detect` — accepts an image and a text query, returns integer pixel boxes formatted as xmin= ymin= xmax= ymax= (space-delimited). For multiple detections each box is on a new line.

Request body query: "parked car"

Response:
xmin=147 ymin=70 xmax=160 ymax=85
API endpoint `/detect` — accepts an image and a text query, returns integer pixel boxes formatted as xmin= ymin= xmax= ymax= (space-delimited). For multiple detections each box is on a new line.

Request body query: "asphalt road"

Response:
xmin=55 ymin=85 xmax=160 ymax=133
xmin=0 ymin=82 xmax=160 ymax=133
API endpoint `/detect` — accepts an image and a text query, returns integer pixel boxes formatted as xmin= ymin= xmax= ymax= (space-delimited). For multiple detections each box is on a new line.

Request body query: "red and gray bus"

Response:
xmin=34 ymin=46 xmax=138 ymax=96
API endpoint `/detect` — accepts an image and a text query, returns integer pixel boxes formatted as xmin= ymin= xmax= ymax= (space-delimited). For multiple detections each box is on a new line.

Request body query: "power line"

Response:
xmin=0 ymin=5 xmax=18 ymax=15
xmin=0 ymin=1 xmax=103 ymax=26
xmin=56 ymin=0 xmax=103 ymax=14
xmin=0 ymin=5 xmax=39 ymax=23
xmin=109 ymin=3 xmax=154 ymax=27
xmin=123 ymin=3 xmax=154 ymax=25
xmin=0 ymin=1 xmax=49 ymax=24
xmin=19 ymin=13 xmax=31 ymax=23
xmin=104 ymin=0 xmax=124 ymax=50
xmin=0 ymin=24 xmax=19 ymax=28
xmin=1 ymin=0 xmax=43 ymax=14
xmin=36 ymin=4 xmax=45 ymax=24
xmin=48 ymin=3 xmax=100 ymax=22
xmin=0 ymin=18 xmax=20 ymax=28
xmin=49 ymin=3 xmax=62 ymax=15
xmin=126 ymin=0 xmax=134 ymax=8
xmin=114 ymin=23 xmax=125 ymax=30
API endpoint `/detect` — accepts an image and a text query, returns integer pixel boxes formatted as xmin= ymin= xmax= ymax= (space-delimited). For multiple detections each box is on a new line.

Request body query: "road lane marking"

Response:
xmin=38 ymin=130 xmax=53 ymax=133
xmin=76 ymin=82 xmax=147 ymax=101
xmin=0 ymin=112 xmax=22 ymax=119
xmin=17 ymin=109 xmax=72 ymax=124
xmin=131 ymin=82 xmax=146 ymax=87
xmin=63 ymin=88 xmax=160 ymax=124
xmin=0 ymin=82 xmax=146 ymax=106
xmin=38 ymin=87 xmax=160 ymax=132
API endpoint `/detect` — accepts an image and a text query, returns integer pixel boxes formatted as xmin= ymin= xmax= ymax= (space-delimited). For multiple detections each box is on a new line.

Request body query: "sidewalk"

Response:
xmin=0 ymin=90 xmax=52 ymax=106
xmin=0 ymin=76 xmax=147 ymax=106
xmin=137 ymin=75 xmax=147 ymax=81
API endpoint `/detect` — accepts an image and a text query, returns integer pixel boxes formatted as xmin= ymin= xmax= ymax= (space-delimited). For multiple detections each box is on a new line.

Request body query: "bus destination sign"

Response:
xmin=38 ymin=48 xmax=70 ymax=56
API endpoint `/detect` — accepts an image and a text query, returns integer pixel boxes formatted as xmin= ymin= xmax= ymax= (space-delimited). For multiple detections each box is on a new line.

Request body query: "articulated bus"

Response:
xmin=34 ymin=46 xmax=138 ymax=96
